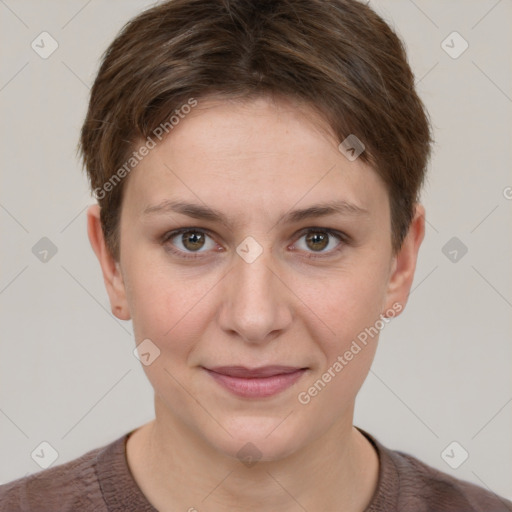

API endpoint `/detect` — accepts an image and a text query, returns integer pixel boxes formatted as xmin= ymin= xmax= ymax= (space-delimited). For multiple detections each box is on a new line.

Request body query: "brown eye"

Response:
xmin=305 ymin=231 xmax=329 ymax=251
xmin=181 ymin=230 xmax=206 ymax=251
xmin=165 ymin=228 xmax=217 ymax=256
xmin=293 ymin=229 xmax=345 ymax=256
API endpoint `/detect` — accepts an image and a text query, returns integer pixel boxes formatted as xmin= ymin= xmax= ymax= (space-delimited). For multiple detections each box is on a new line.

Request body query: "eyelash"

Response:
xmin=161 ymin=227 xmax=350 ymax=261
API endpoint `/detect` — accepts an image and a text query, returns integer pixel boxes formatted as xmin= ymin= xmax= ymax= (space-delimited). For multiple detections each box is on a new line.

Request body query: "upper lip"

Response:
xmin=204 ymin=365 xmax=306 ymax=378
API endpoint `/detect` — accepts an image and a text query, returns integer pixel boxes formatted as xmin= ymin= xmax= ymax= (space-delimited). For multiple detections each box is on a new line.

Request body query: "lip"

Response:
xmin=203 ymin=366 xmax=308 ymax=398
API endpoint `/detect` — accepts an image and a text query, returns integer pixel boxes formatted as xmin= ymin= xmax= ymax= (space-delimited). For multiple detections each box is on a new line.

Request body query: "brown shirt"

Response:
xmin=1 ymin=427 xmax=511 ymax=511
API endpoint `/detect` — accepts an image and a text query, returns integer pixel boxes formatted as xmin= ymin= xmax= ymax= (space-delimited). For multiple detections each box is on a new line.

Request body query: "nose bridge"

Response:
xmin=218 ymin=242 xmax=292 ymax=343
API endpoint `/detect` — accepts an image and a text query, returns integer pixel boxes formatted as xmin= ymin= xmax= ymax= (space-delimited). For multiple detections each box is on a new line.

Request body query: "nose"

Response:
xmin=217 ymin=247 xmax=293 ymax=344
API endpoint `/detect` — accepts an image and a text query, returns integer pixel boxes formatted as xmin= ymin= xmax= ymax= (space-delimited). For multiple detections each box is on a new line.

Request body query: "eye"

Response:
xmin=292 ymin=228 xmax=346 ymax=257
xmin=161 ymin=226 xmax=348 ymax=261
xmin=163 ymin=228 xmax=218 ymax=258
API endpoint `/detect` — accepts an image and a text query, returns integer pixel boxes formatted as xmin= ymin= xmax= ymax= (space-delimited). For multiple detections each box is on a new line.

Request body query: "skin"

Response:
xmin=87 ymin=95 xmax=425 ymax=512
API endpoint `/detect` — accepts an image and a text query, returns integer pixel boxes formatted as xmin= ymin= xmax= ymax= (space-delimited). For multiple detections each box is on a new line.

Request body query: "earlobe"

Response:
xmin=382 ymin=203 xmax=426 ymax=316
xmin=86 ymin=204 xmax=131 ymax=321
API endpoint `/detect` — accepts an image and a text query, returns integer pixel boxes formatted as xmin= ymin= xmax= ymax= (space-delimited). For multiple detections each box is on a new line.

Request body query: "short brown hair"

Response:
xmin=80 ymin=0 xmax=434 ymax=259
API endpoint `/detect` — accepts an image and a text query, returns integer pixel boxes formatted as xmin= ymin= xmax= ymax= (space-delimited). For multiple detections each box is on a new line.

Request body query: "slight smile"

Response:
xmin=202 ymin=366 xmax=309 ymax=398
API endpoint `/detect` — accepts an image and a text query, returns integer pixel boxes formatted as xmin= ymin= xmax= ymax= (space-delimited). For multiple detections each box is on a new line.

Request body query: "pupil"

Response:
xmin=183 ymin=231 xmax=204 ymax=251
xmin=306 ymin=232 xmax=328 ymax=251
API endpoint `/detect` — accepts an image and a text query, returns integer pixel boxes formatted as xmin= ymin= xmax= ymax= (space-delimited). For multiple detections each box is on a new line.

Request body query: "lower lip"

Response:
xmin=204 ymin=368 xmax=307 ymax=398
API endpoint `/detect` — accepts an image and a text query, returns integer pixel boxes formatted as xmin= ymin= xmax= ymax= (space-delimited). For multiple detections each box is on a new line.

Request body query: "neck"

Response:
xmin=126 ymin=401 xmax=379 ymax=512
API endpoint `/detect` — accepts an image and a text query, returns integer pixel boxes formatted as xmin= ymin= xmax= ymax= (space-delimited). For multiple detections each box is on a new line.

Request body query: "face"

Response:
xmin=89 ymin=95 xmax=424 ymax=462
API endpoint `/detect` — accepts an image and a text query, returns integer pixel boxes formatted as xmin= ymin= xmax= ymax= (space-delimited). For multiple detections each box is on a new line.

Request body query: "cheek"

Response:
xmin=124 ymin=257 xmax=218 ymax=354
xmin=321 ymin=257 xmax=390 ymax=394
xmin=296 ymin=270 xmax=383 ymax=413
xmin=307 ymin=342 xmax=377 ymax=419
xmin=126 ymin=269 xmax=209 ymax=396
xmin=300 ymin=257 xmax=389 ymax=349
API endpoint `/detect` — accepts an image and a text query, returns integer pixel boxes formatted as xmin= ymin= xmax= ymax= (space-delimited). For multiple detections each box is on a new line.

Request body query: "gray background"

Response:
xmin=1 ymin=0 xmax=511 ymax=501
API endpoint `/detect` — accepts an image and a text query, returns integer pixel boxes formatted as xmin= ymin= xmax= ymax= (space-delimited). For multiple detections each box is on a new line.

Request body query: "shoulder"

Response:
xmin=392 ymin=448 xmax=511 ymax=511
xmin=0 ymin=435 xmax=127 ymax=512
xmin=360 ymin=428 xmax=512 ymax=512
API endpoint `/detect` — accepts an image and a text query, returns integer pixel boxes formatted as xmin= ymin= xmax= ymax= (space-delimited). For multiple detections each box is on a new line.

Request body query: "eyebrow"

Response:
xmin=142 ymin=199 xmax=369 ymax=228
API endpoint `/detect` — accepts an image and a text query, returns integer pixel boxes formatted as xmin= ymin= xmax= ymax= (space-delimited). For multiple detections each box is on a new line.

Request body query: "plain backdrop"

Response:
xmin=1 ymin=0 xmax=511 ymax=501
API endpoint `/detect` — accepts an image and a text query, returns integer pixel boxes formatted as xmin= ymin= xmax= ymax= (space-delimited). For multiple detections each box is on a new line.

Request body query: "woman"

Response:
xmin=1 ymin=0 xmax=510 ymax=510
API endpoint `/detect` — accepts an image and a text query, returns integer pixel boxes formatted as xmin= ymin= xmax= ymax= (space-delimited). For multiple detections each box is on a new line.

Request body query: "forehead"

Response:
xmin=122 ymin=96 xmax=387 ymax=220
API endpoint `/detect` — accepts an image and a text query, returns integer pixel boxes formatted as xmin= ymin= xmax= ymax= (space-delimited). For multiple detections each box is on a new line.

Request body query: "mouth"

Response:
xmin=202 ymin=365 xmax=308 ymax=398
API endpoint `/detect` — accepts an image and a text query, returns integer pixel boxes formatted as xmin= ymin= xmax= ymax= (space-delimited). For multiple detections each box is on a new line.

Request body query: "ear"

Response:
xmin=87 ymin=204 xmax=131 ymax=321
xmin=382 ymin=203 xmax=426 ymax=317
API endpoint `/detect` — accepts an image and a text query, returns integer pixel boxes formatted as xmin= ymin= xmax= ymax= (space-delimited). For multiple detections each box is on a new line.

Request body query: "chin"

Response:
xmin=205 ymin=415 xmax=308 ymax=463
